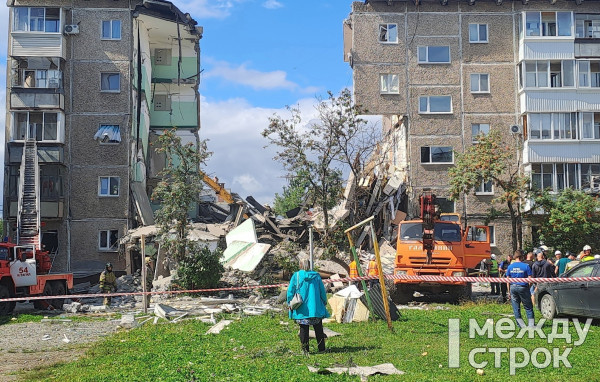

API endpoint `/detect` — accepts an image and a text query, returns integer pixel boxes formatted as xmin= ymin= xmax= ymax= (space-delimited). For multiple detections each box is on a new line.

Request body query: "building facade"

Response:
xmin=344 ymin=0 xmax=600 ymax=256
xmin=3 ymin=0 xmax=202 ymax=276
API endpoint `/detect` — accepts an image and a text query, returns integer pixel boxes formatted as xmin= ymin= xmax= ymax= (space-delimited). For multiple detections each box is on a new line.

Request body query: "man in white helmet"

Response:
xmin=581 ymin=245 xmax=594 ymax=262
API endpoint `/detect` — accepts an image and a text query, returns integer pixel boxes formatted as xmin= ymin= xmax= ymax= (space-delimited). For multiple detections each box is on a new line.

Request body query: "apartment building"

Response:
xmin=344 ymin=0 xmax=600 ymax=256
xmin=3 ymin=0 xmax=202 ymax=276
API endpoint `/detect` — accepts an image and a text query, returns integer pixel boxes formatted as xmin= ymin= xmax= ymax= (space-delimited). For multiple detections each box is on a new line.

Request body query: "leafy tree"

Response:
xmin=448 ymin=130 xmax=529 ymax=252
xmin=533 ymin=188 xmax=600 ymax=253
xmin=151 ymin=129 xmax=210 ymax=262
xmin=263 ymin=89 xmax=378 ymax=237
xmin=175 ymin=243 xmax=224 ymax=290
xmin=272 ymin=169 xmax=310 ymax=216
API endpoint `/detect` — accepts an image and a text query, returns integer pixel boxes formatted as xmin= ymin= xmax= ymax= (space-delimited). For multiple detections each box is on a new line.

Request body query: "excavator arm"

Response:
xmin=201 ymin=173 xmax=235 ymax=204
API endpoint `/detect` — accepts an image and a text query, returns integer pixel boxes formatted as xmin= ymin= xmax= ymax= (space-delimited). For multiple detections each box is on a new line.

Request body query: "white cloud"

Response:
xmin=262 ymin=0 xmax=283 ymax=10
xmin=204 ymin=59 xmax=299 ymax=91
xmin=200 ymin=95 xmax=321 ymax=205
xmin=170 ymin=0 xmax=246 ymax=20
xmin=232 ymin=174 xmax=263 ymax=194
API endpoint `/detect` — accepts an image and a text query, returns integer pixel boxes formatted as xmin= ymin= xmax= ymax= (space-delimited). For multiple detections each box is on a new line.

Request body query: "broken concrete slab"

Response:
xmin=306 ymin=327 xmax=341 ymax=339
xmin=223 ymin=242 xmax=271 ymax=272
xmin=205 ymin=319 xmax=233 ymax=335
xmin=153 ymin=303 xmax=180 ymax=319
xmin=307 ymin=363 xmax=404 ymax=376
xmin=225 ymin=219 xmax=257 ymax=246
xmin=119 ymin=314 xmax=138 ymax=329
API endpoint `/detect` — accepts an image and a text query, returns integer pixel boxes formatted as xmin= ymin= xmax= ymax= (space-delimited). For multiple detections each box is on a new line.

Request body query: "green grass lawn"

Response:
xmin=18 ymin=302 xmax=600 ymax=382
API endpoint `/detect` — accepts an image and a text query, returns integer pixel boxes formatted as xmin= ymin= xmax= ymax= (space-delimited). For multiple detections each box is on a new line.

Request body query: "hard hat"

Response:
xmin=533 ymin=248 xmax=541 ymax=255
xmin=106 ymin=262 xmax=113 ymax=268
xmin=370 ymin=254 xmax=376 ymax=261
xmin=491 ymin=254 xmax=496 ymax=259
xmin=145 ymin=257 xmax=151 ymax=264
xmin=554 ymin=250 xmax=562 ymax=255
xmin=583 ymin=245 xmax=592 ymax=251
xmin=540 ymin=245 xmax=548 ymax=251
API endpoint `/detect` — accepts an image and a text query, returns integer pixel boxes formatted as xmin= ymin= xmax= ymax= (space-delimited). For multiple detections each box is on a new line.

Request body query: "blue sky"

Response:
xmin=0 ymin=1 xmax=356 ymax=207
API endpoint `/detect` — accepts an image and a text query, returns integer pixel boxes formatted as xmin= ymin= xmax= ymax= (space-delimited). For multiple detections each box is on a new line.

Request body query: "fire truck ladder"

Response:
xmin=17 ymin=139 xmax=41 ymax=250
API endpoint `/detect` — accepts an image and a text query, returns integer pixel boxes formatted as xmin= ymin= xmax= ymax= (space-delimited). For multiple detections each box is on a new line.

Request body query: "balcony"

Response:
xmin=9 ymin=111 xmax=65 ymax=143
xmin=10 ymin=6 xmax=65 ymax=58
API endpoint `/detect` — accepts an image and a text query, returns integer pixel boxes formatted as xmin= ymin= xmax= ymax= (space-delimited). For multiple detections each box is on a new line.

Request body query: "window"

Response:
xmin=380 ymin=74 xmax=399 ymax=94
xmin=19 ymin=69 xmax=62 ymax=89
xmin=470 ymin=73 xmax=490 ymax=93
xmin=531 ymin=164 xmax=554 ymax=190
xmin=522 ymin=60 xmax=575 ymax=88
xmin=379 ymin=24 xmax=398 ymax=43
xmin=524 ymin=11 xmax=572 ymax=37
xmin=469 ymin=23 xmax=488 ymax=43
xmin=576 ymin=14 xmax=600 ymax=38
xmin=580 ymin=112 xmax=600 ymax=139
xmin=466 ymin=227 xmax=488 ymax=242
xmin=488 ymin=226 xmax=496 ymax=246
xmin=434 ymin=223 xmax=462 ymax=242
xmin=476 ymin=179 xmax=493 ymax=195
xmin=418 ymin=46 xmax=450 ymax=64
xmin=102 ymin=20 xmax=121 ymax=40
xmin=421 ymin=146 xmax=453 ymax=164
xmin=100 ymin=73 xmax=120 ymax=92
xmin=400 ymin=223 xmax=423 ymax=240
xmin=436 ymin=198 xmax=455 ymax=213
xmin=578 ymin=60 xmax=600 ymax=88
xmin=13 ymin=7 xmax=60 ymax=33
xmin=99 ymin=176 xmax=120 ymax=196
xmin=581 ymin=164 xmax=600 ymax=191
xmin=471 ymin=123 xmax=490 ymax=143
xmin=568 ymin=263 xmax=595 ymax=277
xmin=94 ymin=125 xmax=121 ymax=143
xmin=527 ymin=113 xmax=578 ymax=140
xmin=531 ymin=163 xmax=581 ymax=191
xmin=419 ymin=96 xmax=452 ymax=113
xmin=14 ymin=112 xmax=59 ymax=142
xmin=99 ymin=230 xmax=119 ymax=251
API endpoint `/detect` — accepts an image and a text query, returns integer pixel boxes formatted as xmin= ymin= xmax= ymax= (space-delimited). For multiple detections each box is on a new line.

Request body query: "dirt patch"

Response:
xmin=0 ymin=320 xmax=117 ymax=381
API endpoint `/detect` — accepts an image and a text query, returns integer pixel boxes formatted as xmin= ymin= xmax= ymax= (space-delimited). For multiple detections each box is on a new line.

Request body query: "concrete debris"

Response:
xmin=307 ymin=363 xmax=404 ymax=376
xmin=205 ymin=319 xmax=233 ymax=335
xmin=62 ymin=334 xmax=70 ymax=343
xmin=303 ymin=327 xmax=342 ymax=339
xmin=41 ymin=318 xmax=72 ymax=323
xmin=153 ymin=303 xmax=183 ymax=320
xmin=42 ymin=334 xmax=51 ymax=341
xmin=119 ymin=314 xmax=138 ymax=329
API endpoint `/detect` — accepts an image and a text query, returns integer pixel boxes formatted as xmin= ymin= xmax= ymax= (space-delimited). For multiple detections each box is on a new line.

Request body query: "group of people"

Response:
xmin=480 ymin=244 xmax=597 ymax=303
xmin=498 ymin=244 xmax=596 ymax=328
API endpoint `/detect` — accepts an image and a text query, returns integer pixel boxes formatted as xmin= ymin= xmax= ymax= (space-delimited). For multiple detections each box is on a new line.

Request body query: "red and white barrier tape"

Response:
xmin=1 ymin=274 xmax=599 ymax=303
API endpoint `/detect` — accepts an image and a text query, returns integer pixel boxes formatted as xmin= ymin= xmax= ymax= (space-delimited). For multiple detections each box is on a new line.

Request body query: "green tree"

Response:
xmin=263 ymin=89 xmax=377 ymax=237
xmin=272 ymin=169 xmax=310 ymax=216
xmin=533 ymin=188 xmax=600 ymax=253
xmin=151 ymin=129 xmax=210 ymax=262
xmin=448 ymin=130 xmax=529 ymax=252
xmin=175 ymin=243 xmax=224 ymax=290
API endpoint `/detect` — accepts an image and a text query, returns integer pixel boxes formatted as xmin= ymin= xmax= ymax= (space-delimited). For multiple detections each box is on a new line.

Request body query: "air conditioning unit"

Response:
xmin=510 ymin=125 xmax=522 ymax=134
xmin=64 ymin=25 xmax=79 ymax=35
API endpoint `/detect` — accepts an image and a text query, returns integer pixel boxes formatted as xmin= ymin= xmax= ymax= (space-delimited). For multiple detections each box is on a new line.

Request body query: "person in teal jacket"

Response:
xmin=287 ymin=258 xmax=330 ymax=353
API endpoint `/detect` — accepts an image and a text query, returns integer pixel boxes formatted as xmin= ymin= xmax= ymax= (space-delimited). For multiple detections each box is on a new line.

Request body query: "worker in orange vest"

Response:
xmin=349 ymin=259 xmax=359 ymax=285
xmin=367 ymin=254 xmax=379 ymax=288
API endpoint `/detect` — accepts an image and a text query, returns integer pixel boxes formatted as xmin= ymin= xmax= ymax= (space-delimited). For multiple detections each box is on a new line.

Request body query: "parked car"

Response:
xmin=534 ymin=259 xmax=600 ymax=320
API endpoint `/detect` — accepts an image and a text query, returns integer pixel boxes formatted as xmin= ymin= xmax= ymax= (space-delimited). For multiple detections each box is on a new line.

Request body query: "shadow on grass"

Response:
xmin=321 ymin=345 xmax=379 ymax=354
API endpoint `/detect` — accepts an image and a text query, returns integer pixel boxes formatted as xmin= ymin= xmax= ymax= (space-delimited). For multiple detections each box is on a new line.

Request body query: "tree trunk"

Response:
xmin=507 ymin=201 xmax=518 ymax=253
